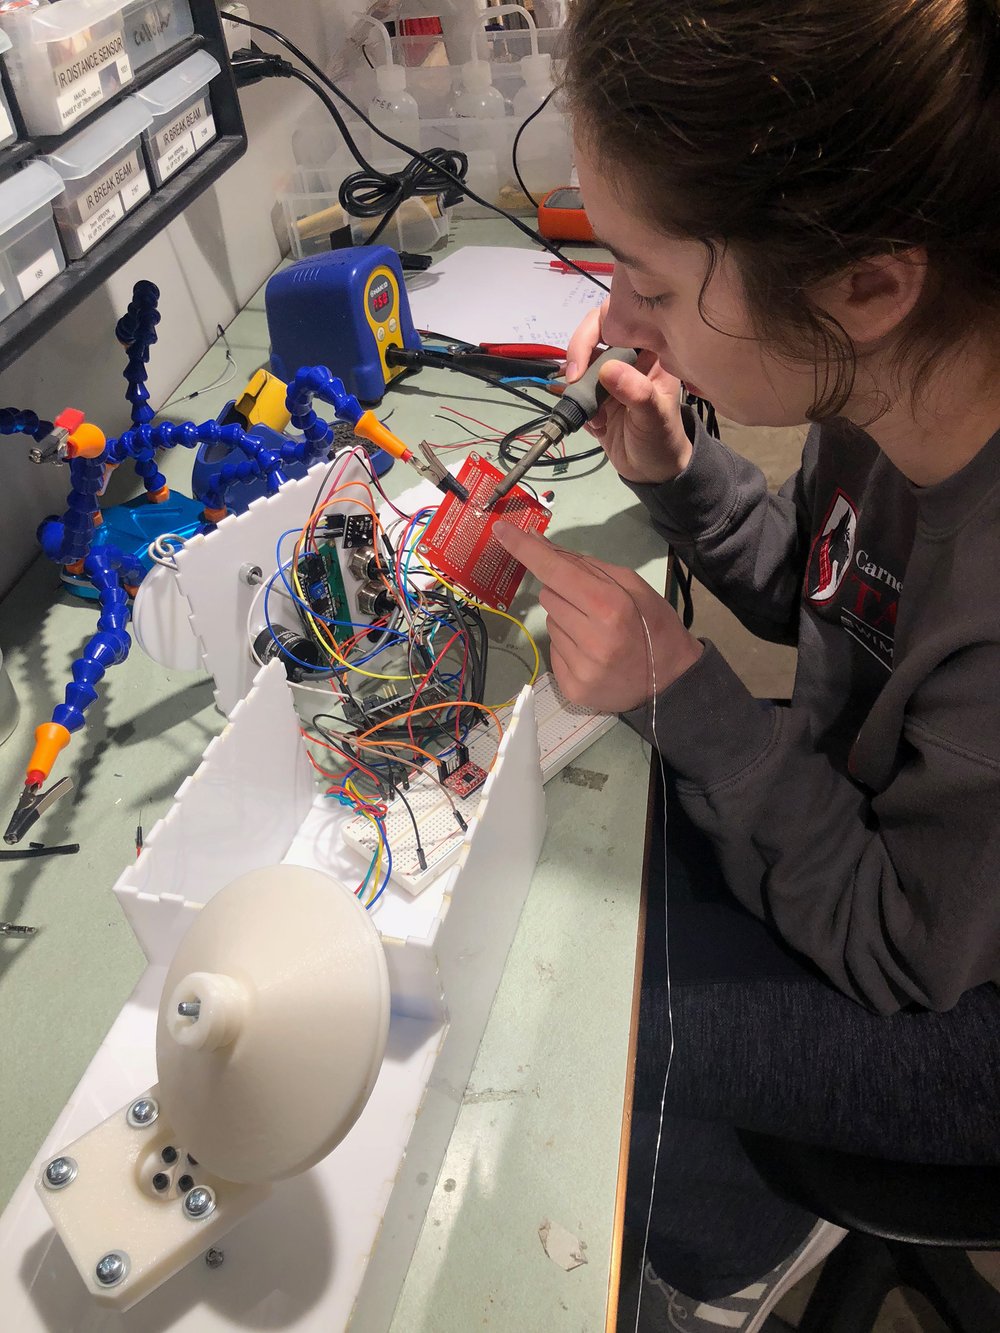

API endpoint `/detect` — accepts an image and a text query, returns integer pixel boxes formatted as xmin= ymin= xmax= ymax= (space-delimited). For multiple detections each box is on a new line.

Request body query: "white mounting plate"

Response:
xmin=0 ymin=661 xmax=547 ymax=1331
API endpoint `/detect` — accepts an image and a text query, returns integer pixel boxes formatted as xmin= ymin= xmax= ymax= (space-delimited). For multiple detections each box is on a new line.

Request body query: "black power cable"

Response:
xmin=225 ymin=12 xmax=610 ymax=291
xmin=511 ymin=86 xmax=556 ymax=209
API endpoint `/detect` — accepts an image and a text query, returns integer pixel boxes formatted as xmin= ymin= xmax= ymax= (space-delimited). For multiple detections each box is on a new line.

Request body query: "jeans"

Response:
xmin=627 ymin=779 xmax=1000 ymax=1301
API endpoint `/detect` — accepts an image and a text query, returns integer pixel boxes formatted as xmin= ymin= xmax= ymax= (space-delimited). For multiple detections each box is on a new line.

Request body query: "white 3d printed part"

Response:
xmin=1 ymin=662 xmax=547 ymax=1330
xmin=35 ymin=863 xmax=390 ymax=1312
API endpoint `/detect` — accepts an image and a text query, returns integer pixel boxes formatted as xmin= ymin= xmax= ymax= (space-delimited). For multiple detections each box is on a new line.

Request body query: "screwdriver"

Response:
xmin=485 ymin=346 xmax=639 ymax=507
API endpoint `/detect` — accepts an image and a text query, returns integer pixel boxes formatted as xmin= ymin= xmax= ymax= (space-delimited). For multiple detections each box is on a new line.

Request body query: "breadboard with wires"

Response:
xmin=342 ymin=673 xmax=616 ymax=896
xmin=417 ymin=453 xmax=550 ymax=611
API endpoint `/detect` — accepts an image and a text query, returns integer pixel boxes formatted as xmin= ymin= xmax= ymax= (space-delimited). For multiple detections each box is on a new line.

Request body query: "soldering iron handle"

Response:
xmin=551 ymin=346 xmax=639 ymax=434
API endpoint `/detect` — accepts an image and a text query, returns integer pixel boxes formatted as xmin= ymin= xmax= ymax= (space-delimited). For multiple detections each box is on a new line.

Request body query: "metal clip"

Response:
xmin=3 ymin=776 xmax=74 ymax=846
xmin=414 ymin=442 xmax=470 ymax=503
xmin=28 ymin=426 xmax=71 ymax=466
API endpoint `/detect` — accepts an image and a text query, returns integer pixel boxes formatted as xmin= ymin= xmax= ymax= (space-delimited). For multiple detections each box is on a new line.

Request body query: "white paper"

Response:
xmin=405 ymin=245 xmax=609 ymax=350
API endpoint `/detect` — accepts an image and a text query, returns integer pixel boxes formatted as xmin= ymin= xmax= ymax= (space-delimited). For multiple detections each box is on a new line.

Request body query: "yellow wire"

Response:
xmin=290 ymin=484 xmax=412 ymax=683
xmin=413 ymin=550 xmax=541 ymax=691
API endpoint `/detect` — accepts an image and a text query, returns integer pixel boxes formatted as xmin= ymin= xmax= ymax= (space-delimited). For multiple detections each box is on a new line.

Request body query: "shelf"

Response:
xmin=0 ymin=135 xmax=246 ymax=375
xmin=0 ymin=0 xmax=246 ymax=372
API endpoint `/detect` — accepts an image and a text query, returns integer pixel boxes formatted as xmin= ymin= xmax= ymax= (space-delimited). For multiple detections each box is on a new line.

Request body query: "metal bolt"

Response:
xmin=183 ymin=1186 xmax=216 ymax=1220
xmin=126 ymin=1097 xmax=158 ymax=1128
xmin=43 ymin=1156 xmax=77 ymax=1190
xmin=177 ymin=1000 xmax=201 ymax=1020
xmin=240 ymin=563 xmax=263 ymax=586
xmin=205 ymin=1247 xmax=225 ymax=1270
xmin=95 ymin=1251 xmax=129 ymax=1288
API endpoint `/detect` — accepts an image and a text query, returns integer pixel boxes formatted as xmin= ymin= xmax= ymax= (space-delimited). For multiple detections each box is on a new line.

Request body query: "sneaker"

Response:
xmin=637 ymin=1219 xmax=847 ymax=1332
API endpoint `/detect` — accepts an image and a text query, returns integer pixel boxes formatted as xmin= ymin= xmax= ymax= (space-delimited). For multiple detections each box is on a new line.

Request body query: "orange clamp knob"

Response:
xmin=65 ymin=422 xmax=106 ymax=460
xmin=27 ymin=722 xmax=72 ymax=785
xmin=353 ymin=411 xmax=413 ymax=462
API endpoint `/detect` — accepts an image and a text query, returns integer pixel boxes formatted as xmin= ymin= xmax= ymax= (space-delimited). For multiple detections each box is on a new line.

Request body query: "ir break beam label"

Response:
xmin=154 ymin=97 xmax=216 ymax=182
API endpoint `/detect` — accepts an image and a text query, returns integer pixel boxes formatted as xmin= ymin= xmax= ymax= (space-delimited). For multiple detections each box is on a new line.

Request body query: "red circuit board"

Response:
xmin=417 ymin=454 xmax=551 ymax=609
xmin=443 ymin=760 xmax=489 ymax=799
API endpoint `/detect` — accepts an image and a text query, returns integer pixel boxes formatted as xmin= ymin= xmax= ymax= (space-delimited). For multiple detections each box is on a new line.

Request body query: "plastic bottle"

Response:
xmin=511 ymin=52 xmax=572 ymax=201
xmin=369 ymin=62 xmax=420 ymax=142
xmin=452 ymin=58 xmax=507 ymax=120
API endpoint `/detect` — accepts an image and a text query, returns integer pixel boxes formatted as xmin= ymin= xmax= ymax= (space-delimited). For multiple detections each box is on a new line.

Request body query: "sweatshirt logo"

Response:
xmin=807 ymin=490 xmax=857 ymax=605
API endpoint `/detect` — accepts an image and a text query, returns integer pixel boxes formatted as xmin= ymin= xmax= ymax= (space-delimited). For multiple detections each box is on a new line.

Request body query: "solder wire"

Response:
xmin=554 ymin=550 xmax=674 ymax=1333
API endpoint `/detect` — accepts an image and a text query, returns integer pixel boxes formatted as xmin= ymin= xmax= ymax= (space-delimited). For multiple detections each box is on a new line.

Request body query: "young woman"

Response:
xmin=497 ymin=1 xmax=1000 ymax=1327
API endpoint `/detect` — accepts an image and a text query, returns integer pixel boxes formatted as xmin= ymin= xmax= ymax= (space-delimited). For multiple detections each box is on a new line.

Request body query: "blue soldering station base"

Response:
xmin=265 ymin=246 xmax=421 ymax=405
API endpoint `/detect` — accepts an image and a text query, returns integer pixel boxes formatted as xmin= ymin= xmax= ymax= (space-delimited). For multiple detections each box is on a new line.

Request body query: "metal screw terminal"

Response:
xmin=205 ymin=1247 xmax=225 ymax=1270
xmin=43 ymin=1156 xmax=77 ymax=1190
xmin=95 ymin=1251 xmax=129 ymax=1287
xmin=126 ymin=1097 xmax=159 ymax=1128
xmin=240 ymin=563 xmax=263 ymax=586
xmin=183 ymin=1186 xmax=216 ymax=1220
xmin=177 ymin=1000 xmax=201 ymax=1020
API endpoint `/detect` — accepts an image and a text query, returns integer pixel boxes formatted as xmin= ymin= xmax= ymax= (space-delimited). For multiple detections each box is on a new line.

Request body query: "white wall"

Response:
xmin=0 ymin=2 xmax=352 ymax=598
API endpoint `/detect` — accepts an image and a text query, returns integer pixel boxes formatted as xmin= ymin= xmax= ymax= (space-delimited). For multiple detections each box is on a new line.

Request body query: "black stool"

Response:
xmin=738 ymin=1130 xmax=1000 ymax=1333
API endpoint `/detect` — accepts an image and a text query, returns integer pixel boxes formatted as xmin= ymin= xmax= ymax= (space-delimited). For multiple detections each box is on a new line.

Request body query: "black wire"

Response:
xmin=394 ymin=348 xmax=553 ymax=410
xmin=511 ymin=86 xmax=556 ymax=209
xmin=225 ymin=12 xmax=610 ymax=292
xmin=496 ymin=415 xmax=605 ymax=470
xmin=393 ymin=782 xmax=424 ymax=854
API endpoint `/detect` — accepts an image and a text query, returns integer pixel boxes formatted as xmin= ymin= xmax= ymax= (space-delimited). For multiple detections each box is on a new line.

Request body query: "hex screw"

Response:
xmin=161 ymin=1145 xmax=178 ymax=1164
xmin=205 ymin=1247 xmax=225 ymax=1270
xmin=177 ymin=1173 xmax=194 ymax=1192
xmin=126 ymin=1097 xmax=158 ymax=1129
xmin=43 ymin=1157 xmax=77 ymax=1191
xmin=152 ymin=1172 xmax=170 ymax=1192
xmin=95 ymin=1251 xmax=129 ymax=1287
xmin=183 ymin=1186 xmax=216 ymax=1220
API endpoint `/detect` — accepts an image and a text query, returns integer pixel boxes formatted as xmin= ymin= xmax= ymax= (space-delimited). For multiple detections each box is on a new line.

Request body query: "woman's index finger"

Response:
xmin=493 ymin=522 xmax=587 ymax=597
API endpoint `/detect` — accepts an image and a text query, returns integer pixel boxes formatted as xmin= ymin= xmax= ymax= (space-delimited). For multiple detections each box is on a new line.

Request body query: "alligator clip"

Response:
xmin=414 ymin=441 xmax=470 ymax=503
xmin=4 ymin=776 xmax=74 ymax=846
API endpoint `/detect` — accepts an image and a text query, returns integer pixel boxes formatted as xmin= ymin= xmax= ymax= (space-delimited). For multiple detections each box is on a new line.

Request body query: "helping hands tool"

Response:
xmin=486 ymin=347 xmax=639 ymax=507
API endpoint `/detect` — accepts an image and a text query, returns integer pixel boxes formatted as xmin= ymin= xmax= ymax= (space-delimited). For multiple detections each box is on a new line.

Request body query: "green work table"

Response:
xmin=0 ymin=220 xmax=664 ymax=1331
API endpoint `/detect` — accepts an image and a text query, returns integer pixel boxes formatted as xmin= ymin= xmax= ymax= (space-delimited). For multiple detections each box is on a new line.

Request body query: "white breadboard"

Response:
xmin=343 ymin=673 xmax=615 ymax=895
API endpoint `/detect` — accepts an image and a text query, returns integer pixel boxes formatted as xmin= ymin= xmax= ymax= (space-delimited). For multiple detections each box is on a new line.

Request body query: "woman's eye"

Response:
xmin=631 ymin=290 xmax=667 ymax=310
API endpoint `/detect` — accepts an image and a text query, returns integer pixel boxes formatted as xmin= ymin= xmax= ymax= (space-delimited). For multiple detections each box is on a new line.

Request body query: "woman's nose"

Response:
xmin=602 ymin=273 xmax=659 ymax=348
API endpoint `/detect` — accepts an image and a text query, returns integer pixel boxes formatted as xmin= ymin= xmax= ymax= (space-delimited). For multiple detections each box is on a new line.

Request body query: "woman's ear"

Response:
xmin=813 ymin=248 xmax=928 ymax=346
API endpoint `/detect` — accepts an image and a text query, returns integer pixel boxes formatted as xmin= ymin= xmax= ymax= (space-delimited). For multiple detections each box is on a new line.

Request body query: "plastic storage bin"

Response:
xmin=135 ymin=47 xmax=219 ymax=187
xmin=43 ymin=95 xmax=152 ymax=258
xmin=0 ymin=0 xmax=134 ymax=137
xmin=0 ymin=160 xmax=65 ymax=323
xmin=0 ymin=29 xmax=19 ymax=150
xmin=121 ymin=0 xmax=193 ymax=72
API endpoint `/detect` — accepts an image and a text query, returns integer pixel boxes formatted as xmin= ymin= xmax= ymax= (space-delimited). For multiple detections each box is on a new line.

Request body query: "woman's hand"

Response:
xmin=495 ymin=522 xmax=702 ymax=713
xmin=566 ymin=301 xmax=693 ymax=485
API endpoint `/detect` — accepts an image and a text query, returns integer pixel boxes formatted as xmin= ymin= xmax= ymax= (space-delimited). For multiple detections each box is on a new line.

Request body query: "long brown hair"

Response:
xmin=564 ymin=0 xmax=1000 ymax=417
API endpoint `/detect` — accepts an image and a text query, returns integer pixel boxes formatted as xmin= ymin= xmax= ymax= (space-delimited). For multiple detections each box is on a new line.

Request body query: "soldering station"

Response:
xmin=0 ymin=3 xmax=713 ymax=1329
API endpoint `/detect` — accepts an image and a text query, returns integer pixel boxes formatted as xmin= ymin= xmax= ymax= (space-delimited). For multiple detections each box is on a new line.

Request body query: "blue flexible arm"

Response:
xmin=116 ymin=280 xmax=160 ymax=438
xmin=0 ymin=406 xmax=55 ymax=443
xmin=49 ymin=543 xmax=142 ymax=737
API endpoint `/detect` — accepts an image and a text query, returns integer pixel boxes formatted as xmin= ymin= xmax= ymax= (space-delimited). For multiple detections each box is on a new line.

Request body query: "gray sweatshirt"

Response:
xmin=622 ymin=411 xmax=1000 ymax=1014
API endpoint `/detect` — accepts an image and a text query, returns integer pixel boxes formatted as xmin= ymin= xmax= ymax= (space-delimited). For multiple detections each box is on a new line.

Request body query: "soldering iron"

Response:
xmin=486 ymin=346 xmax=639 ymax=507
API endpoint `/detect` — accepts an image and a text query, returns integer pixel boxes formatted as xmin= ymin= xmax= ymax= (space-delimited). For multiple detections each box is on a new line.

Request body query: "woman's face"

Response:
xmin=575 ymin=140 xmax=822 ymax=426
